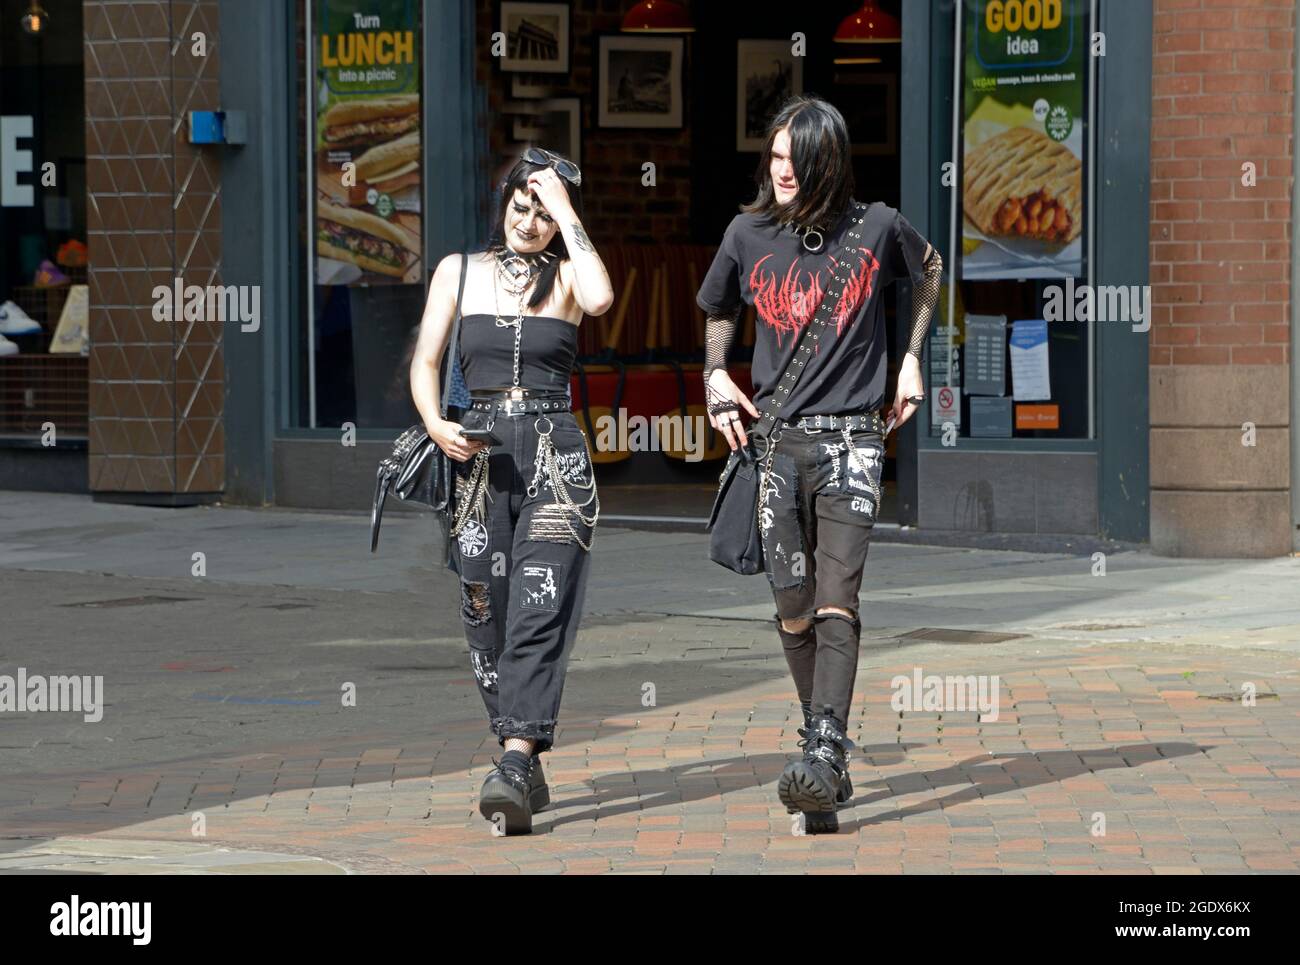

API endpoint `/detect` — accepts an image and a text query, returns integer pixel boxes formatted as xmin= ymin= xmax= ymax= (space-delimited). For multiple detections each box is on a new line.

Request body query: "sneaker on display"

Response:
xmin=0 ymin=300 xmax=41 ymax=336
xmin=0 ymin=333 xmax=18 ymax=357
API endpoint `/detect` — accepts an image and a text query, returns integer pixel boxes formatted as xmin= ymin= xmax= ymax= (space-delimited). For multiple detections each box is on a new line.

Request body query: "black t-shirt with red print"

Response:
xmin=696 ymin=200 xmax=931 ymax=418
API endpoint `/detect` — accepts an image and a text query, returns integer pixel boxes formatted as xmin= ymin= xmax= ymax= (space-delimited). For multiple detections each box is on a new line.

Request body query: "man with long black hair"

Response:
xmin=696 ymin=94 xmax=943 ymax=832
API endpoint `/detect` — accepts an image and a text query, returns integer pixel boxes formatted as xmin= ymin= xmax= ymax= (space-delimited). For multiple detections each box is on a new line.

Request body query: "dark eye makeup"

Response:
xmin=513 ymin=201 xmax=553 ymax=224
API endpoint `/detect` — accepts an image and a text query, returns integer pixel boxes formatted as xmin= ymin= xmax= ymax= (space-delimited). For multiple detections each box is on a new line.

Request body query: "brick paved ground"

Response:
xmin=1 ymin=494 xmax=1298 ymax=874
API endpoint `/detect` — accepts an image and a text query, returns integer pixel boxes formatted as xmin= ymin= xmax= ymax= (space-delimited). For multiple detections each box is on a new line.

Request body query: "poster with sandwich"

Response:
xmin=960 ymin=0 xmax=1087 ymax=280
xmin=313 ymin=0 xmax=422 ymax=286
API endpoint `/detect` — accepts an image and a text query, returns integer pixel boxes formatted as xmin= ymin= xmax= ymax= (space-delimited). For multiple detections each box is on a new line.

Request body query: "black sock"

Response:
xmin=500 ymin=749 xmax=532 ymax=776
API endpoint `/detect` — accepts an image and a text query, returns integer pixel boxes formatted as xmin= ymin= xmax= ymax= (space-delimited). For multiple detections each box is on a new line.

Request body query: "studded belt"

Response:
xmin=780 ymin=411 xmax=885 ymax=434
xmin=469 ymin=393 xmax=571 ymax=417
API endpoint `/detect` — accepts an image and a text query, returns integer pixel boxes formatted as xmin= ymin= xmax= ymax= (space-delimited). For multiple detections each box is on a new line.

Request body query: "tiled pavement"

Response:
xmin=1 ymin=493 xmax=1299 ymax=874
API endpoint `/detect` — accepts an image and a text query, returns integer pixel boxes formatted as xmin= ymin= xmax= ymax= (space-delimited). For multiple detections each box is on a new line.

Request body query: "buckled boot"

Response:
xmin=778 ymin=707 xmax=852 ymax=833
xmin=796 ymin=705 xmax=852 ymax=805
xmin=479 ymin=752 xmax=536 ymax=834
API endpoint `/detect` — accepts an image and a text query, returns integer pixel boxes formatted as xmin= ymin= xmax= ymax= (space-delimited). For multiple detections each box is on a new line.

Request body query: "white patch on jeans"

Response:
xmin=758 ymin=464 xmax=789 ymax=538
xmin=540 ymin=446 xmax=589 ymax=491
xmin=520 ymin=561 xmax=563 ymax=611
xmin=458 ymin=518 xmax=489 ymax=557
xmin=821 ymin=441 xmax=845 ymax=489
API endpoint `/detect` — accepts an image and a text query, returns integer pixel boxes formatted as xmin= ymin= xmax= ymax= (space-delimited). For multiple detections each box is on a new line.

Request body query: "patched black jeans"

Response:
xmin=757 ymin=422 xmax=885 ymax=724
xmin=446 ymin=406 xmax=596 ymax=754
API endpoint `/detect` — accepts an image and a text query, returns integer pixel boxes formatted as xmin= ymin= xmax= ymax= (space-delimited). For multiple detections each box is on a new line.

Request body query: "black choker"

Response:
xmin=495 ymin=248 xmax=554 ymax=292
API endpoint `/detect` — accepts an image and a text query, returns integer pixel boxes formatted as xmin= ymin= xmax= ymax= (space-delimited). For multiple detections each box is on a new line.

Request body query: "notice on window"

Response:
xmin=312 ymin=0 xmax=423 ymax=287
xmin=1009 ymin=318 xmax=1051 ymax=401
xmin=963 ymin=313 xmax=1006 ymax=396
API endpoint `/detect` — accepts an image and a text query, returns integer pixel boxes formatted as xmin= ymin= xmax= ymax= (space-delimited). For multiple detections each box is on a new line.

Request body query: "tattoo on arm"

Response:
xmin=569 ymin=221 xmax=594 ymax=253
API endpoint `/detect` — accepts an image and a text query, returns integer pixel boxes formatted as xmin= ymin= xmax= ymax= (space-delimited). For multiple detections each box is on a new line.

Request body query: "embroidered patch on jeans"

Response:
xmin=843 ymin=443 xmax=882 ymax=512
xmin=541 ymin=446 xmax=590 ymax=490
xmin=469 ymin=649 xmax=499 ymax=694
xmin=519 ymin=561 xmax=563 ymax=611
xmin=457 ymin=518 xmax=489 ymax=558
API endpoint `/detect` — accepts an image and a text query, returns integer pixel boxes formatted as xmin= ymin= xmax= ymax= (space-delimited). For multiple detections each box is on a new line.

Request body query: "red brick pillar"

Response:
xmin=1148 ymin=0 xmax=1294 ymax=556
xmin=84 ymin=0 xmax=224 ymax=503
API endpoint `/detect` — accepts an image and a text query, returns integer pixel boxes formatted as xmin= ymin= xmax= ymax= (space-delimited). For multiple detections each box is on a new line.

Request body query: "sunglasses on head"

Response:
xmin=521 ymin=147 xmax=582 ymax=186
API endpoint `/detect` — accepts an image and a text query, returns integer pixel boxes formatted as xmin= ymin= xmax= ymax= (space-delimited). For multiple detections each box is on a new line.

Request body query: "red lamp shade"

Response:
xmin=622 ymin=0 xmax=695 ymax=33
xmin=835 ymin=1 xmax=901 ymax=44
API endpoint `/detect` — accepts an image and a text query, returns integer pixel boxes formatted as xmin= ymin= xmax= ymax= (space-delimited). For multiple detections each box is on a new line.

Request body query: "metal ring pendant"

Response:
xmin=801 ymin=227 xmax=824 ymax=252
xmin=496 ymin=253 xmax=533 ymax=291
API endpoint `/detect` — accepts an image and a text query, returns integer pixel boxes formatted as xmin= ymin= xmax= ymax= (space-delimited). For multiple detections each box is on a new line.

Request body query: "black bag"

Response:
xmin=370 ymin=253 xmax=469 ymax=555
xmin=706 ymin=203 xmax=867 ymax=574
xmin=706 ymin=441 xmax=764 ymax=574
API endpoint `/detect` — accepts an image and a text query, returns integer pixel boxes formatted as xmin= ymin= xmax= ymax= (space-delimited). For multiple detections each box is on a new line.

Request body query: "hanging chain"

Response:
xmin=449 ymin=449 xmax=490 ymax=536
xmin=840 ymin=425 xmax=882 ymax=510
xmin=526 ymin=418 xmax=599 ymax=551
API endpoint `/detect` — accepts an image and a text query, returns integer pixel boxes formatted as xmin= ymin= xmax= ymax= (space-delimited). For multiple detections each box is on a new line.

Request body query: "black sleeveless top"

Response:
xmin=457 ymin=313 xmax=578 ymax=393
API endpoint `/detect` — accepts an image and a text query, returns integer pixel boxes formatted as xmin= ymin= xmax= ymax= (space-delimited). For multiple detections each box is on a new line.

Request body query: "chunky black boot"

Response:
xmin=479 ymin=751 xmax=535 ymax=834
xmin=796 ymin=703 xmax=852 ymax=805
xmin=779 ymin=708 xmax=852 ymax=833
xmin=528 ymin=754 xmax=550 ymax=811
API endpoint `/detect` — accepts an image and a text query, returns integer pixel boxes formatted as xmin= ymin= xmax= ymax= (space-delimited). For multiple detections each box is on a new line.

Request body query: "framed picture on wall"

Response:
xmin=840 ymin=74 xmax=898 ymax=156
xmin=498 ymin=2 xmax=570 ymax=74
xmin=597 ymin=34 xmax=684 ymax=129
xmin=511 ymin=97 xmax=582 ymax=167
xmin=736 ymin=39 xmax=803 ymax=152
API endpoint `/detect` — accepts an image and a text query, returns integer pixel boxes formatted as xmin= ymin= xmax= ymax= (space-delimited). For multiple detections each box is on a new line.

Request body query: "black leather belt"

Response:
xmin=469 ymin=392 xmax=570 ymax=416
xmin=780 ymin=411 xmax=885 ymax=433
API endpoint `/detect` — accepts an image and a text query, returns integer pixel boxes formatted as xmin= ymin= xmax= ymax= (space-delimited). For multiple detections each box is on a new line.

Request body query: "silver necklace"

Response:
xmin=492 ymin=248 xmax=552 ymax=389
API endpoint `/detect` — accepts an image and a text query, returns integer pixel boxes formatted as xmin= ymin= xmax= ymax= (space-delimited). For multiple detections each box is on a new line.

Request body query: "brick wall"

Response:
xmin=84 ymin=0 xmax=225 ymax=498
xmin=474 ymin=0 xmax=693 ymax=243
xmin=1147 ymin=0 xmax=1294 ymax=556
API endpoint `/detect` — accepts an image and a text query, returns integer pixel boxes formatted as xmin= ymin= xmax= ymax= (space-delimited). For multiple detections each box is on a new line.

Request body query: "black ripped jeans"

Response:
xmin=757 ymin=422 xmax=885 ymax=724
xmin=446 ymin=403 xmax=597 ymax=754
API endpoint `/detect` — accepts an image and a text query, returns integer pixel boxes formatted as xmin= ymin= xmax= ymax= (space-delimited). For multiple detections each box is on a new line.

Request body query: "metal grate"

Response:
xmin=0 ymin=354 xmax=89 ymax=437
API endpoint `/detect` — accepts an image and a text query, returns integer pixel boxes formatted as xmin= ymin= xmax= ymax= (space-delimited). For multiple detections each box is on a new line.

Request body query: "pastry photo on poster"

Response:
xmin=313 ymin=0 xmax=423 ymax=286
xmin=960 ymin=0 xmax=1087 ymax=280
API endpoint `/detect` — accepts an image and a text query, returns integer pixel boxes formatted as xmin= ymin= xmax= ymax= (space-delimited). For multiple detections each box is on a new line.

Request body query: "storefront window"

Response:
xmin=930 ymin=0 xmax=1095 ymax=441
xmin=0 ymin=4 xmax=88 ymax=443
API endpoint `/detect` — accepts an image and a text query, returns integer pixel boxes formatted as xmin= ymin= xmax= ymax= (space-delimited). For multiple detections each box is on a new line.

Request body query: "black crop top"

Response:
xmin=457 ymin=314 xmax=578 ymax=393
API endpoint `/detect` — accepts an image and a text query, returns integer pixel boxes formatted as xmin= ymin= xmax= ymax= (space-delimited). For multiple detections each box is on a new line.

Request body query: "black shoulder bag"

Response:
xmin=706 ymin=203 xmax=867 ymax=574
xmin=370 ymin=253 xmax=469 ymax=556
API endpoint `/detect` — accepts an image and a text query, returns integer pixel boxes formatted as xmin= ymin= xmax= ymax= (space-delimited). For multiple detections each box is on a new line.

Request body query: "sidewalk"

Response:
xmin=2 ymin=491 xmax=1298 ymax=873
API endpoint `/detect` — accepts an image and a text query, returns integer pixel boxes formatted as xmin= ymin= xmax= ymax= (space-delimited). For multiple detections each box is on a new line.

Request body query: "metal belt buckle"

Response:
xmin=507 ymin=387 xmax=525 ymax=401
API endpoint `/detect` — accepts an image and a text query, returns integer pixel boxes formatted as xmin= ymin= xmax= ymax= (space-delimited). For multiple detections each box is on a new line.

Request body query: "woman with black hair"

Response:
xmin=410 ymin=149 xmax=613 ymax=834
xmin=696 ymin=95 xmax=943 ymax=833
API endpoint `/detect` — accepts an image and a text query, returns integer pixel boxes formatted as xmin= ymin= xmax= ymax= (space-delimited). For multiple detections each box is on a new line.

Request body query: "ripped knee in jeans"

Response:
xmin=460 ymin=578 xmax=492 ymax=627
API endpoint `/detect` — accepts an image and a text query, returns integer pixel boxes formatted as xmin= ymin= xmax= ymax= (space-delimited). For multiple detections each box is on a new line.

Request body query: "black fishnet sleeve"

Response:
xmin=703 ymin=306 xmax=742 ymax=417
xmin=906 ymin=246 xmax=943 ymax=363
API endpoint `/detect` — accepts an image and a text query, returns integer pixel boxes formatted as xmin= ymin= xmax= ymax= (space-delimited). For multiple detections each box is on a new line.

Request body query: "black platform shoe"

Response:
xmin=780 ymin=708 xmax=853 ymax=833
xmin=797 ymin=703 xmax=852 ymax=805
xmin=479 ymin=754 xmax=536 ymax=835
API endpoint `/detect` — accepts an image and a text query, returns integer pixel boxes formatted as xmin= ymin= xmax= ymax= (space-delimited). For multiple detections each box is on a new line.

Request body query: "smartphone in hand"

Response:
xmin=459 ymin=427 xmax=503 ymax=447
